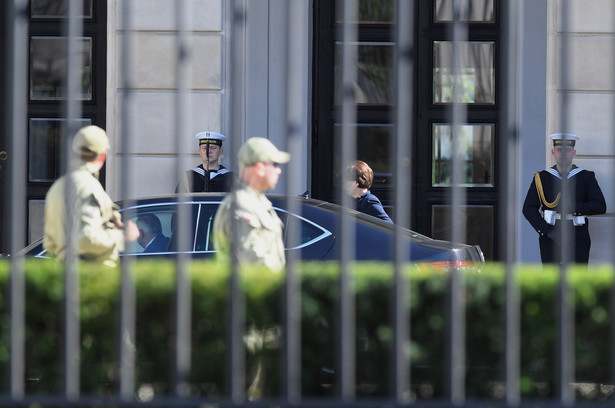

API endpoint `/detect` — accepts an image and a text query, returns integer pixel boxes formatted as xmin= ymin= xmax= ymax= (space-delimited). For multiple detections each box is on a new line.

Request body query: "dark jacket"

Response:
xmin=356 ymin=190 xmax=393 ymax=223
xmin=143 ymin=234 xmax=170 ymax=253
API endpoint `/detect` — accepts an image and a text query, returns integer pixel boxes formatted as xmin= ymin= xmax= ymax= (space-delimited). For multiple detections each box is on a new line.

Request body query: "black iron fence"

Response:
xmin=2 ymin=0 xmax=615 ymax=407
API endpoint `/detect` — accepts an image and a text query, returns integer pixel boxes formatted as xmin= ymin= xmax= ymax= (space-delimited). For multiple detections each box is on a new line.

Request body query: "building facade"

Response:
xmin=1 ymin=0 xmax=613 ymax=263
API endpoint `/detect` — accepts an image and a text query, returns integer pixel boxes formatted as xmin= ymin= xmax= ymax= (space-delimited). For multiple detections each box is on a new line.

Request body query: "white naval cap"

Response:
xmin=549 ymin=133 xmax=579 ymax=147
xmin=195 ymin=131 xmax=226 ymax=146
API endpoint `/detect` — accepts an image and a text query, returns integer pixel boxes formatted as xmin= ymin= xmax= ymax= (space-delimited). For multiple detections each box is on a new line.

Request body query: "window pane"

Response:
xmin=30 ymin=0 xmax=94 ymax=18
xmin=334 ymin=124 xmax=393 ymax=175
xmin=335 ymin=43 xmax=395 ymax=105
xmin=433 ymin=41 xmax=495 ymax=104
xmin=333 ymin=124 xmax=394 ymax=207
xmin=432 ymin=123 xmax=494 ymax=187
xmin=431 ymin=204 xmax=494 ymax=260
xmin=30 ymin=36 xmax=93 ymax=100
xmin=29 ymin=118 xmax=92 ymax=182
xmin=335 ymin=0 xmax=395 ymax=23
xmin=29 ymin=199 xmax=46 ymax=243
xmin=434 ymin=0 xmax=495 ymax=23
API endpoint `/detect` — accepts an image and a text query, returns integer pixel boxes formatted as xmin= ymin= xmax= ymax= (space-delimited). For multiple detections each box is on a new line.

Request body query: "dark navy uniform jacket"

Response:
xmin=522 ymin=165 xmax=606 ymax=264
xmin=176 ymin=164 xmax=233 ymax=193
xmin=356 ymin=190 xmax=393 ymax=223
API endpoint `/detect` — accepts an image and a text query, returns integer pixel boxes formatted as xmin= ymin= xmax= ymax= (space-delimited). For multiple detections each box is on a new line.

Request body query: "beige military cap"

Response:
xmin=72 ymin=125 xmax=110 ymax=157
xmin=237 ymin=137 xmax=290 ymax=166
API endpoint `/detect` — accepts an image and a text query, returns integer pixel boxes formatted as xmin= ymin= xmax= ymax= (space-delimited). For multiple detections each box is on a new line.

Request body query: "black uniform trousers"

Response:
xmin=538 ymin=220 xmax=591 ymax=264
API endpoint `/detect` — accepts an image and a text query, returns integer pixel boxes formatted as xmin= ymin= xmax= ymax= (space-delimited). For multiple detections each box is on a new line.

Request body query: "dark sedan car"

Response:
xmin=18 ymin=193 xmax=484 ymax=266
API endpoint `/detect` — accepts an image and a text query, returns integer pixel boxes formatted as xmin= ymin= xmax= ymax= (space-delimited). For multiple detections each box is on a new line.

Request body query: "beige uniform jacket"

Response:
xmin=44 ymin=161 xmax=125 ymax=267
xmin=213 ymin=181 xmax=286 ymax=271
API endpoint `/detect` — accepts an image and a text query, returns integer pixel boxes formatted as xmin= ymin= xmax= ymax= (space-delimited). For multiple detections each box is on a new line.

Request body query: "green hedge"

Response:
xmin=0 ymin=260 xmax=612 ymax=401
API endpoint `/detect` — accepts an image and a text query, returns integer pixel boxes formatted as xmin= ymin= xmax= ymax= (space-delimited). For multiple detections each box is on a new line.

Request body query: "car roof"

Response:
xmin=116 ymin=192 xmax=463 ymax=247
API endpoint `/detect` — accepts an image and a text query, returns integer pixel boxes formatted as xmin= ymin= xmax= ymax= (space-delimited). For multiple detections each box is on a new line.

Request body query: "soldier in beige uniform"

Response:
xmin=44 ymin=125 xmax=139 ymax=267
xmin=213 ymin=137 xmax=290 ymax=271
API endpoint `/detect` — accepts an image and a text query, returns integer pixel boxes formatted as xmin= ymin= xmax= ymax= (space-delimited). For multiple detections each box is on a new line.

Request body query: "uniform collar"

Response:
xmin=194 ymin=164 xmax=228 ymax=176
xmin=547 ymin=164 xmax=582 ymax=179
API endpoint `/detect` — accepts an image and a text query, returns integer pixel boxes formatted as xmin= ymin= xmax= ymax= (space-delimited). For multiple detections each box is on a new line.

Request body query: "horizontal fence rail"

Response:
xmin=2 ymin=0 xmax=614 ymax=407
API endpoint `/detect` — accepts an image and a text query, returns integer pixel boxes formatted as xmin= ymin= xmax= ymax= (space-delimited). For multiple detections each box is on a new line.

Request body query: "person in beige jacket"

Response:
xmin=44 ymin=125 xmax=139 ymax=267
xmin=213 ymin=137 xmax=290 ymax=271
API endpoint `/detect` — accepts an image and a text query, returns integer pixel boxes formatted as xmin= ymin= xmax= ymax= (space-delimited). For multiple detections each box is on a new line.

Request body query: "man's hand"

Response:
xmin=112 ymin=217 xmax=124 ymax=229
xmin=123 ymin=220 xmax=140 ymax=242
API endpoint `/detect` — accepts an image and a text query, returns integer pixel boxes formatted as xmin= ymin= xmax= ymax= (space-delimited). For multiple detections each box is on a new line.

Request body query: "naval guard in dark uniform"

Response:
xmin=522 ymin=133 xmax=606 ymax=264
xmin=176 ymin=131 xmax=233 ymax=193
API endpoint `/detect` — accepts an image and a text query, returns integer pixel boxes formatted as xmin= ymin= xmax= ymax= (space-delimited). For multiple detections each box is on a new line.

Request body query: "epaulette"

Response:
xmin=535 ymin=172 xmax=560 ymax=209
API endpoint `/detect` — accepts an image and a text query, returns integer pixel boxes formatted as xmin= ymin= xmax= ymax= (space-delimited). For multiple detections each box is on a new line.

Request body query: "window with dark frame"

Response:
xmin=24 ymin=0 xmax=107 ymax=244
xmin=419 ymin=0 xmax=498 ymax=260
xmin=313 ymin=0 xmax=396 ymax=214
xmin=313 ymin=0 xmax=500 ymax=260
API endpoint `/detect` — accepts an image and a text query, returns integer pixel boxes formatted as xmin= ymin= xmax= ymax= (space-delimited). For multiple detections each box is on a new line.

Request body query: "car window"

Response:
xmin=194 ymin=203 xmax=219 ymax=252
xmin=123 ymin=204 xmax=176 ymax=254
xmin=275 ymin=208 xmax=332 ymax=249
xmin=191 ymin=204 xmax=331 ymax=253
xmin=28 ymin=200 xmax=332 ymax=258
xmin=164 ymin=203 xmax=199 ymax=253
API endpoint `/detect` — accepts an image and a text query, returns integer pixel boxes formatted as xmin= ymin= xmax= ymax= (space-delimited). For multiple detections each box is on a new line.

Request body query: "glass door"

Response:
xmin=415 ymin=0 xmax=499 ymax=260
xmin=25 ymin=0 xmax=107 ymax=245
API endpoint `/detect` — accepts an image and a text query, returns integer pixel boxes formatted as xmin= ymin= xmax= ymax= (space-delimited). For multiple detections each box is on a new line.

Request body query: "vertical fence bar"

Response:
xmin=172 ymin=0 xmax=195 ymax=395
xmin=500 ymin=0 xmax=522 ymax=405
xmin=392 ymin=0 xmax=415 ymax=402
xmin=118 ymin=0 xmax=136 ymax=400
xmin=557 ymin=2 xmax=574 ymax=269
xmin=448 ymin=0 xmax=468 ymax=404
xmin=7 ymin=0 xmax=28 ymax=401
xmin=228 ymin=0 xmax=246 ymax=403
xmin=611 ymin=0 xmax=615 ymax=396
xmin=63 ymin=0 xmax=84 ymax=400
xmin=556 ymin=2 xmax=575 ymax=405
xmin=174 ymin=0 xmax=193 ymax=397
xmin=338 ymin=0 xmax=358 ymax=402
xmin=283 ymin=0 xmax=308 ymax=402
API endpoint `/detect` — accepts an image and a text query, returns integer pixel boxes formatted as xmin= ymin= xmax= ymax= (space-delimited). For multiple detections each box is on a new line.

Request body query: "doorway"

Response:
xmin=312 ymin=0 xmax=500 ymax=260
xmin=0 ymin=0 xmax=107 ymax=253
